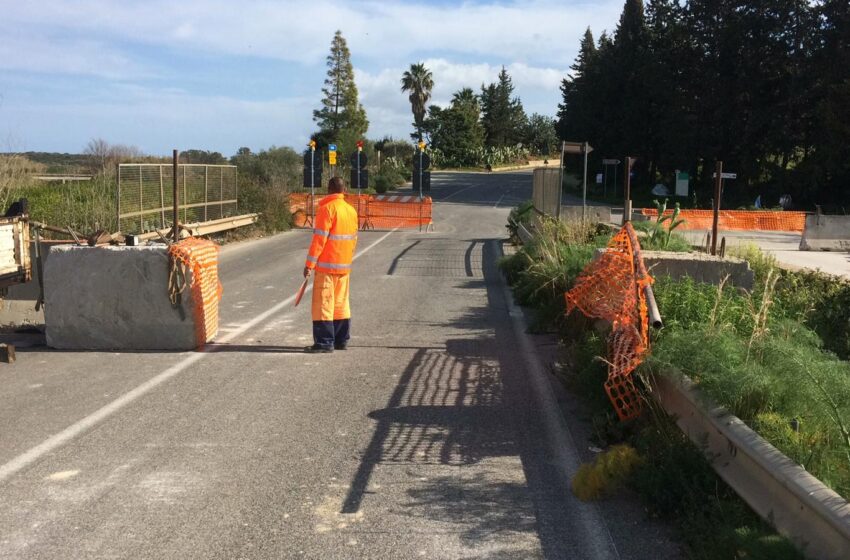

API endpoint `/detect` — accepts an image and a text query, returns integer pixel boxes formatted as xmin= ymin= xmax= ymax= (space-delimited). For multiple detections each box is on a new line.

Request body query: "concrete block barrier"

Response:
xmin=641 ymin=250 xmax=755 ymax=290
xmin=800 ymin=214 xmax=850 ymax=251
xmin=44 ymin=246 xmax=201 ymax=350
xmin=561 ymin=205 xmax=612 ymax=223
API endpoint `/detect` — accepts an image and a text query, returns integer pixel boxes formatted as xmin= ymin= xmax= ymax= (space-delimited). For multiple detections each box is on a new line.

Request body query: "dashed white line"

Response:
xmin=0 ymin=229 xmax=398 ymax=484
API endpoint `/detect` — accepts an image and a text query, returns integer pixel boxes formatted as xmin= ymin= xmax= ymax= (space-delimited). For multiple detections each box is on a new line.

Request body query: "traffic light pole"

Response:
xmin=308 ymin=148 xmax=316 ymax=227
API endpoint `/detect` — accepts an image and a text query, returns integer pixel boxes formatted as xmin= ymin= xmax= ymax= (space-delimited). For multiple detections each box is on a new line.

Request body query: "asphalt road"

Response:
xmin=0 ymin=171 xmax=678 ymax=559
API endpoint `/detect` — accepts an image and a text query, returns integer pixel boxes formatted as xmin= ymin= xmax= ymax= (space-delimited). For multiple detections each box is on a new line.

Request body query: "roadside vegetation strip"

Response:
xmin=500 ymin=207 xmax=811 ymax=559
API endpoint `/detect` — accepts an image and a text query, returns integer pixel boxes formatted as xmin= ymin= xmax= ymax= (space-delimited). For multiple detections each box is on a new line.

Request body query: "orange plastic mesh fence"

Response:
xmin=640 ymin=209 xmax=807 ymax=232
xmin=168 ymin=238 xmax=222 ymax=349
xmin=289 ymin=193 xmax=432 ymax=230
xmin=565 ymin=222 xmax=652 ymax=421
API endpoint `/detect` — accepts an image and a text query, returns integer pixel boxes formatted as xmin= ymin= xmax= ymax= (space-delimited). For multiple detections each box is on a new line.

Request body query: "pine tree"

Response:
xmin=480 ymin=67 xmax=527 ymax=147
xmin=313 ymin=30 xmax=368 ymax=148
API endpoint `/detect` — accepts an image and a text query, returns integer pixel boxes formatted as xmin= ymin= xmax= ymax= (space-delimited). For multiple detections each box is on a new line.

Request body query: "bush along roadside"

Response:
xmin=500 ymin=208 xmax=806 ymax=559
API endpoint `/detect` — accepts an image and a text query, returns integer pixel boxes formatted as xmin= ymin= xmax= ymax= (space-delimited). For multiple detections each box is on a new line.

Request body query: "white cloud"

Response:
xmin=0 ymin=33 xmax=156 ymax=80
xmin=2 ymin=1 xmax=622 ymax=68
xmin=1 ymin=1 xmax=624 ymax=151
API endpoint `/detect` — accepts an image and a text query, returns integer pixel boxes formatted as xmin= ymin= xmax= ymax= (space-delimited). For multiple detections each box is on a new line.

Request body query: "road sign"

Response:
xmin=413 ymin=151 xmax=431 ymax=170
xmin=350 ymin=151 xmax=368 ymax=168
xmin=303 ymin=149 xmax=321 ymax=168
xmin=302 ymin=149 xmax=322 ymax=188
xmin=413 ymin=171 xmax=431 ymax=193
xmin=712 ymin=172 xmax=737 ymax=179
xmin=350 ymin=169 xmax=368 ymax=190
xmin=563 ymin=142 xmax=593 ymax=155
xmin=329 ymin=152 xmax=337 ymax=165
xmin=328 ymin=144 xmax=337 ymax=153
xmin=602 ymin=159 xmax=620 ymax=165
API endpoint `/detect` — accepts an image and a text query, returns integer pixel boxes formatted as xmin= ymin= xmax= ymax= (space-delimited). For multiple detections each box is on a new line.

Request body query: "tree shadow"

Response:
xmin=342 ymin=239 xmax=582 ymax=558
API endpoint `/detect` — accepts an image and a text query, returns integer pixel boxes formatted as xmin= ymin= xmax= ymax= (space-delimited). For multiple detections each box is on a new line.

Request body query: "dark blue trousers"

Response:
xmin=313 ymin=319 xmax=351 ymax=349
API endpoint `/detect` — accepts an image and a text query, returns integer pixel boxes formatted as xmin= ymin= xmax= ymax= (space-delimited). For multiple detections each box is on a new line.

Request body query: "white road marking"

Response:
xmin=494 ymin=193 xmax=506 ymax=208
xmin=0 ymin=229 xmax=398 ymax=484
xmin=46 ymin=470 xmax=80 ymax=481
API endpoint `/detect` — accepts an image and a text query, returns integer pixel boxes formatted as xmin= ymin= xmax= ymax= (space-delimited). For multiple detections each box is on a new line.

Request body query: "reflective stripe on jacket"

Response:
xmin=305 ymin=193 xmax=358 ymax=275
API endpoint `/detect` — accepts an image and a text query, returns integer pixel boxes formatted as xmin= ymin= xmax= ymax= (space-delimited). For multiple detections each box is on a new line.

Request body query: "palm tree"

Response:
xmin=401 ymin=63 xmax=434 ymax=141
xmin=451 ymin=87 xmax=477 ymax=108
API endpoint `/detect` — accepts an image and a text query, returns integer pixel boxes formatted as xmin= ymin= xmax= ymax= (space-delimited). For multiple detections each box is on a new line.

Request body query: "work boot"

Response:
xmin=305 ymin=345 xmax=333 ymax=354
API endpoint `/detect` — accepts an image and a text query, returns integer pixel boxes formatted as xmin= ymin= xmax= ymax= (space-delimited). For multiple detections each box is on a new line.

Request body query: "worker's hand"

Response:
xmin=303 ymin=267 xmax=311 ymax=278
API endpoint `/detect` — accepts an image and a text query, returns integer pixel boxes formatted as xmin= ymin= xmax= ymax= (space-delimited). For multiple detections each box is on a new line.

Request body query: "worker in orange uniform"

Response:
xmin=303 ymin=177 xmax=358 ymax=353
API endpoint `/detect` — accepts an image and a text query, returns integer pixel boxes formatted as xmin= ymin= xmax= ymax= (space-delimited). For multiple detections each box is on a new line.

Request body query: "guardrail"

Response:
xmin=136 ymin=213 xmax=259 ymax=242
xmin=517 ymin=216 xmax=850 ymax=559
xmin=651 ymin=373 xmax=850 ymax=560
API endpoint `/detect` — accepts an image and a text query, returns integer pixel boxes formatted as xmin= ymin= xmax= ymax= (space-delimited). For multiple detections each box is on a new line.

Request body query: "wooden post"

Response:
xmin=204 ymin=165 xmax=209 ymax=222
xmin=159 ymin=165 xmax=166 ymax=228
xmin=582 ymin=141 xmax=588 ymax=220
xmin=172 ymin=149 xmax=179 ymax=243
xmin=711 ymin=160 xmax=723 ymax=256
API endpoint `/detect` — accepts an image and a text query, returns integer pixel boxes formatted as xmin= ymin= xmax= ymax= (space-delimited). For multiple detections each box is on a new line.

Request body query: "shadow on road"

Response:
xmin=204 ymin=344 xmax=307 ymax=353
xmin=342 ymin=239 xmax=577 ymax=558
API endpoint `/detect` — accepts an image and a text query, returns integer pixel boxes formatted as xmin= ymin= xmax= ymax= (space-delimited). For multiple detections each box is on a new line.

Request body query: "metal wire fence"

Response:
xmin=117 ymin=164 xmax=237 ymax=233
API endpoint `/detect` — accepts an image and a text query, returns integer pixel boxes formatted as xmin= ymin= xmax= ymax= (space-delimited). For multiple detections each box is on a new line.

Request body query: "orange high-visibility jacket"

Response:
xmin=305 ymin=193 xmax=358 ymax=274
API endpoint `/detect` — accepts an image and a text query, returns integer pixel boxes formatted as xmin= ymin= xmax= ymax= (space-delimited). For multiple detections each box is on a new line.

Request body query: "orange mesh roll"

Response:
xmin=640 ymin=209 xmax=806 ymax=232
xmin=565 ymin=222 xmax=652 ymax=422
xmin=168 ymin=238 xmax=222 ymax=349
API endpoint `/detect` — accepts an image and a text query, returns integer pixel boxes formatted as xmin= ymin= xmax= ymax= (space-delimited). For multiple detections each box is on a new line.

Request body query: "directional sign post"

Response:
xmin=710 ymin=163 xmax=736 ymax=255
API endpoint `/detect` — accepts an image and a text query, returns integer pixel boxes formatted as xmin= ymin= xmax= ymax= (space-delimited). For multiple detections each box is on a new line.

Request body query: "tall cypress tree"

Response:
xmin=313 ymin=30 xmax=368 ymax=147
xmin=557 ymin=28 xmax=598 ymax=142
xmin=480 ymin=67 xmax=527 ymax=147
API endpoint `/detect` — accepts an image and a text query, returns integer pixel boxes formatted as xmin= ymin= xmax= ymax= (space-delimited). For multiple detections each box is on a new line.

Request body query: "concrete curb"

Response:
xmin=495 ymin=240 xmax=620 ymax=560
xmin=651 ymin=373 xmax=850 ymax=560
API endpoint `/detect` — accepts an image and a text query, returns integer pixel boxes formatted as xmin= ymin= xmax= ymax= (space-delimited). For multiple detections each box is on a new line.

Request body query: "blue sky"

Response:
xmin=0 ymin=0 xmax=623 ymax=156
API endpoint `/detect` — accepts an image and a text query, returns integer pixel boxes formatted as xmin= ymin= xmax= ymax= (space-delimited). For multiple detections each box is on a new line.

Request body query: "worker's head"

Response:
xmin=328 ymin=176 xmax=345 ymax=194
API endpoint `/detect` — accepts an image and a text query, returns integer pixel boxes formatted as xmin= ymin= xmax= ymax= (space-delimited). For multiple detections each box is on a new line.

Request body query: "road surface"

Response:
xmin=0 ymin=171 xmax=678 ymax=559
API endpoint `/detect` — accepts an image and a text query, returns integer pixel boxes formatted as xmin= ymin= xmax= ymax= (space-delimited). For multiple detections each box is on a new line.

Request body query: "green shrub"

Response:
xmin=10 ymin=177 xmax=117 ymax=234
xmin=374 ymin=174 xmax=391 ymax=194
xmin=239 ymin=182 xmax=292 ymax=233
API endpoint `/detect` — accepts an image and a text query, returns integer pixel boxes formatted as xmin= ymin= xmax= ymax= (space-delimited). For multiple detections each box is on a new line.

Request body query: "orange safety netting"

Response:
xmin=565 ymin=222 xmax=652 ymax=422
xmin=290 ymin=193 xmax=432 ymax=230
xmin=640 ymin=209 xmax=806 ymax=232
xmin=168 ymin=238 xmax=222 ymax=349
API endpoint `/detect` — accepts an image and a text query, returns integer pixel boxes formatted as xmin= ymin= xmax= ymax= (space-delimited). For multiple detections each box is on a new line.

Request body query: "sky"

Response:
xmin=0 ymin=0 xmax=623 ymax=156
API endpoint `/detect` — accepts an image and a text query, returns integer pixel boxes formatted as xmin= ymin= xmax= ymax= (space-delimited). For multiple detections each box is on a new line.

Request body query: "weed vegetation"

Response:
xmin=501 ymin=205 xmax=811 ymax=559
